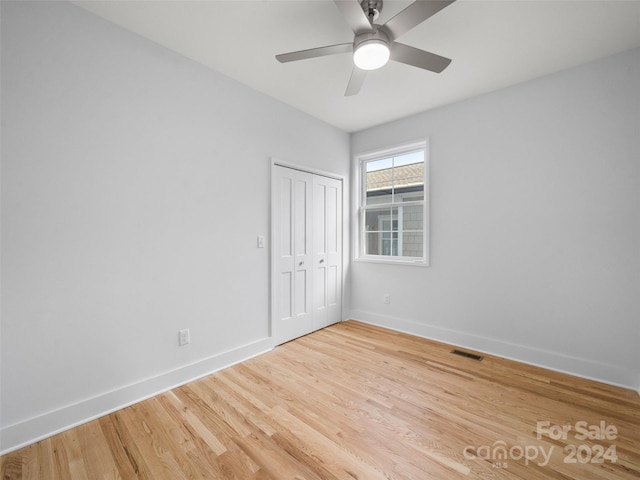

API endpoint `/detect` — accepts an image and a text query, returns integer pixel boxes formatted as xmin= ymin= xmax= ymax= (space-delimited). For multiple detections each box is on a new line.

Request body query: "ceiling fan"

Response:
xmin=276 ymin=0 xmax=456 ymax=96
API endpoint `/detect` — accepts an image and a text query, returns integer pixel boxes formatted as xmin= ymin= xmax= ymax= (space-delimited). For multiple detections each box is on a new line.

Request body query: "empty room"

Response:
xmin=1 ymin=1 xmax=639 ymax=478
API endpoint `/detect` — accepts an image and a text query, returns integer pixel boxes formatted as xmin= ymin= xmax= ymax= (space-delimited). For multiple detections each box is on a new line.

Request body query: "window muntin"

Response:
xmin=357 ymin=142 xmax=428 ymax=265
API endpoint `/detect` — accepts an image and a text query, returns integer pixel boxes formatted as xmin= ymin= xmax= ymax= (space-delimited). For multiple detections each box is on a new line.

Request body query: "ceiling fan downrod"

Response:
xmin=361 ymin=0 xmax=383 ymax=22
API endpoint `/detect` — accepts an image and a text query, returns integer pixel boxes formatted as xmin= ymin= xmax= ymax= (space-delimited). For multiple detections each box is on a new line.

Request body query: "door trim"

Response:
xmin=270 ymin=158 xmax=346 ymax=346
xmin=272 ymin=158 xmax=344 ymax=181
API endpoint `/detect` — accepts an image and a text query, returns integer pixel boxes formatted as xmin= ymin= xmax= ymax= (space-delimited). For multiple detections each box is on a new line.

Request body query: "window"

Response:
xmin=355 ymin=141 xmax=429 ymax=265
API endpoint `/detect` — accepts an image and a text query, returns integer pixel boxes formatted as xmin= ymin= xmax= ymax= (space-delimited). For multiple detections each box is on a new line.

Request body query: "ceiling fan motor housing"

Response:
xmin=353 ymin=26 xmax=390 ymax=51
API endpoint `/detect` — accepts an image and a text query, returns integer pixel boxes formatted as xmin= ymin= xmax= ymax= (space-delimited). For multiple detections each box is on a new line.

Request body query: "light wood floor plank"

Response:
xmin=73 ymin=421 xmax=121 ymax=480
xmin=2 ymin=320 xmax=639 ymax=479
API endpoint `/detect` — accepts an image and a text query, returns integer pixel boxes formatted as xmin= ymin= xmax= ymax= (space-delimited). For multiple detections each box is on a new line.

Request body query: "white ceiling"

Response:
xmin=72 ymin=0 xmax=640 ymax=133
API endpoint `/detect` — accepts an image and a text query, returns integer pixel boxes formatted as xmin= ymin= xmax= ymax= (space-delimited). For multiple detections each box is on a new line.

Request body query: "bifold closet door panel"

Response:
xmin=274 ymin=166 xmax=313 ymax=345
xmin=313 ymin=174 xmax=342 ymax=330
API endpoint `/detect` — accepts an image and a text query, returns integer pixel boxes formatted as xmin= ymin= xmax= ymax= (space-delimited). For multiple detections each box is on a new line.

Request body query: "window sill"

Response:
xmin=354 ymin=256 xmax=429 ymax=267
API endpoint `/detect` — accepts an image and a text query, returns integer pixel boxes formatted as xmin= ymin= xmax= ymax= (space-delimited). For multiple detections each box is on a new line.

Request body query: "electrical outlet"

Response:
xmin=383 ymin=294 xmax=390 ymax=304
xmin=179 ymin=329 xmax=190 ymax=346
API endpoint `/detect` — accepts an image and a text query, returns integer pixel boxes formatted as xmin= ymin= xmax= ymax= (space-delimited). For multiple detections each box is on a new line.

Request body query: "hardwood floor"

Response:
xmin=2 ymin=320 xmax=639 ymax=479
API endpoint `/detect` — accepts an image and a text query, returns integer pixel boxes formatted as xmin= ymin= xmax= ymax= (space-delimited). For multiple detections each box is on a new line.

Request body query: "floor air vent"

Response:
xmin=451 ymin=349 xmax=484 ymax=361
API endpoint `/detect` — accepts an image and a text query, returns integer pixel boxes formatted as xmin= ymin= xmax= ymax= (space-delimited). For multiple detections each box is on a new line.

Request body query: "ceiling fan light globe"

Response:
xmin=353 ymin=40 xmax=390 ymax=70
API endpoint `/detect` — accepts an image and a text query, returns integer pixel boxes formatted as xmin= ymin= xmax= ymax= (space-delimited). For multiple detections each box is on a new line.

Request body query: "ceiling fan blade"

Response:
xmin=345 ymin=67 xmax=367 ymax=96
xmin=390 ymin=42 xmax=451 ymax=73
xmin=334 ymin=0 xmax=374 ymax=35
xmin=276 ymin=43 xmax=353 ymax=63
xmin=383 ymin=0 xmax=456 ymax=40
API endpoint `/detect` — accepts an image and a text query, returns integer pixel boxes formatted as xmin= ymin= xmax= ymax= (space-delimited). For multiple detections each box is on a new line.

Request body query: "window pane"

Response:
xmin=365 ymin=232 xmax=380 ymax=255
xmin=394 ymin=150 xmax=424 ymax=167
xmin=364 ymin=207 xmax=399 ymax=256
xmin=394 ymin=181 xmax=424 ymax=201
xmin=366 ymin=157 xmax=392 ymax=171
xmin=381 ymin=235 xmax=392 ymax=256
xmin=393 ymin=160 xmax=424 ymax=201
xmin=401 ymin=204 xmax=423 ymax=257
xmin=394 ymin=175 xmax=423 ymax=188
xmin=365 ymin=181 xmax=392 ymax=205
xmin=394 ymin=161 xmax=423 ymax=179
xmin=365 ymin=160 xmax=393 ymax=205
xmin=400 ymin=231 xmax=423 ymax=258
xmin=368 ymin=231 xmax=400 ymax=257
xmin=365 ymin=151 xmax=424 ymax=205
xmin=367 ymin=229 xmax=422 ymax=258
xmin=365 ymin=208 xmax=390 ymax=232
xmin=402 ymin=204 xmax=423 ymax=231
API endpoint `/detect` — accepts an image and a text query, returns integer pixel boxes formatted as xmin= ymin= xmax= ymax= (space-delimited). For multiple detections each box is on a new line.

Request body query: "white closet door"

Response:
xmin=313 ymin=174 xmax=342 ymax=330
xmin=274 ymin=166 xmax=313 ymax=345
xmin=273 ymin=164 xmax=343 ymax=345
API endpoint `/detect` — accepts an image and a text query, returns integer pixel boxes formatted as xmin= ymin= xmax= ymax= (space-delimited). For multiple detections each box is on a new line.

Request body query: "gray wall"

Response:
xmin=1 ymin=1 xmax=349 ymax=452
xmin=351 ymin=47 xmax=640 ymax=391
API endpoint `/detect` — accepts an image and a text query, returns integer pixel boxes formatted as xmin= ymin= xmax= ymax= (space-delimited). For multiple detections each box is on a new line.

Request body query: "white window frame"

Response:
xmin=354 ymin=140 xmax=429 ymax=266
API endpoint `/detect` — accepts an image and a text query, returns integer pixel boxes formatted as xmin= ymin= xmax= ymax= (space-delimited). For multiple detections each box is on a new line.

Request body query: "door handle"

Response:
xmin=299 ymin=261 xmax=304 ymax=266
xmin=319 ymin=259 xmax=325 ymax=264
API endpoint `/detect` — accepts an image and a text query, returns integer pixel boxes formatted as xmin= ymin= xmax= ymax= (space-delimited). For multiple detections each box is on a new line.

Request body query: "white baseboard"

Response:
xmin=0 ymin=337 xmax=273 ymax=455
xmin=349 ymin=310 xmax=638 ymax=392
